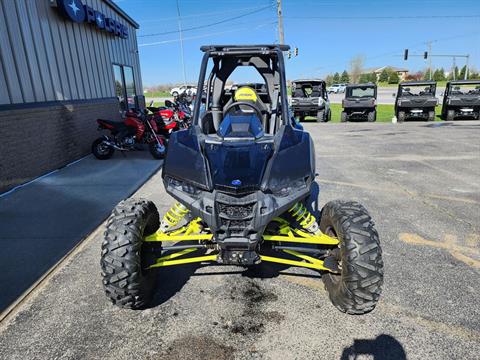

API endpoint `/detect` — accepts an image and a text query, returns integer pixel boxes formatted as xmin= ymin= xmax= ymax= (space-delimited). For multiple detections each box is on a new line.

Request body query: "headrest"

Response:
xmin=234 ymin=86 xmax=258 ymax=102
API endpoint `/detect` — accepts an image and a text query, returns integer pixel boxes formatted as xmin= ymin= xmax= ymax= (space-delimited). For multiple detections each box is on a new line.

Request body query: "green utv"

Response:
xmin=100 ymin=45 xmax=384 ymax=314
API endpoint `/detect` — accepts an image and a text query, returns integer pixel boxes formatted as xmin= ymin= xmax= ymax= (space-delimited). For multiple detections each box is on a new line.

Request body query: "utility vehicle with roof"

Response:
xmin=341 ymin=83 xmax=377 ymax=122
xmin=441 ymin=80 xmax=480 ymax=120
xmin=291 ymin=79 xmax=331 ymax=122
xmin=394 ymin=81 xmax=437 ymax=122
xmin=100 ymin=45 xmax=383 ymax=315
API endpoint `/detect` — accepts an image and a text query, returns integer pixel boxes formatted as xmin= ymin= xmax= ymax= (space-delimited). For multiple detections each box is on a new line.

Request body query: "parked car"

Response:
xmin=394 ymin=81 xmax=437 ymax=122
xmin=327 ymin=83 xmax=347 ymax=94
xmin=170 ymin=85 xmax=197 ymax=97
xmin=291 ymin=79 xmax=331 ymax=122
xmin=441 ymin=80 xmax=480 ymax=120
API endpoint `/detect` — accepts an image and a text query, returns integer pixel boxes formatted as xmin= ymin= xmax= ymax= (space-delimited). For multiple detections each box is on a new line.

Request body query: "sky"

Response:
xmin=113 ymin=0 xmax=480 ymax=86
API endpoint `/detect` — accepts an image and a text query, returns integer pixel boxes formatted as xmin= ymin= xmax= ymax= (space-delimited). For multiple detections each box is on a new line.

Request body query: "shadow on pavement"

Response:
xmin=340 ymin=334 xmax=407 ymax=360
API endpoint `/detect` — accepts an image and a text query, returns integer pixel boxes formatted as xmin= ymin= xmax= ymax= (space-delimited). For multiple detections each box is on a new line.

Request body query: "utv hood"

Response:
xmin=204 ymin=140 xmax=273 ymax=193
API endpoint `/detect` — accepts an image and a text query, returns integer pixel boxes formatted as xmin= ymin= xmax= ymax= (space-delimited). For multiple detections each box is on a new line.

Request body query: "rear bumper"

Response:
xmin=292 ymin=104 xmax=322 ymax=114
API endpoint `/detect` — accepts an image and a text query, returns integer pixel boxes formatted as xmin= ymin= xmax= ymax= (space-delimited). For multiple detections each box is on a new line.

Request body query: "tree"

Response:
xmin=448 ymin=66 xmax=459 ymax=80
xmin=368 ymin=72 xmax=378 ymax=83
xmin=325 ymin=74 xmax=334 ymax=86
xmin=388 ymin=71 xmax=400 ymax=84
xmin=433 ymin=68 xmax=446 ymax=81
xmin=340 ymin=70 xmax=350 ymax=83
xmin=358 ymin=73 xmax=370 ymax=83
xmin=349 ymin=55 xmax=365 ymax=83
xmin=378 ymin=69 xmax=389 ymax=83
xmin=333 ymin=72 xmax=340 ymax=83
xmin=459 ymin=65 xmax=467 ymax=80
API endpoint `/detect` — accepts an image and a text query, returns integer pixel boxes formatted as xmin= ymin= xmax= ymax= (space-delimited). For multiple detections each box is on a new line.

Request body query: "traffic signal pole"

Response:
xmin=404 ymin=49 xmax=470 ymax=80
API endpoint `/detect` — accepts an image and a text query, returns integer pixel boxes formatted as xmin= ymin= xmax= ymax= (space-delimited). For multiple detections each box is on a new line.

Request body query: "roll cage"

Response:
xmin=192 ymin=45 xmax=291 ymax=136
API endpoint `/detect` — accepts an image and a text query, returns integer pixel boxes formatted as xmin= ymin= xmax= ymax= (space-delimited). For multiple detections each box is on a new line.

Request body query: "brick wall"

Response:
xmin=0 ymin=98 xmax=120 ymax=192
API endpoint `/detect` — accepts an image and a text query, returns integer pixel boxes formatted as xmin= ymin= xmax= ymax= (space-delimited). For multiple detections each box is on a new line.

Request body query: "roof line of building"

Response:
xmin=104 ymin=0 xmax=139 ymax=29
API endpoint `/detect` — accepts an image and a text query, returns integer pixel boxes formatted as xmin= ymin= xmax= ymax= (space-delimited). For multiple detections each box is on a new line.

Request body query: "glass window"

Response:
xmin=112 ymin=64 xmax=136 ymax=110
xmin=123 ymin=66 xmax=136 ymax=109
xmin=113 ymin=65 xmax=125 ymax=111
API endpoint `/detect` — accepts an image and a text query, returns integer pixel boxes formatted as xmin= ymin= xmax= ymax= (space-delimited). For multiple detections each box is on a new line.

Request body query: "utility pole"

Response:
xmin=452 ymin=56 xmax=456 ymax=81
xmin=276 ymin=0 xmax=284 ymax=45
xmin=465 ymin=55 xmax=470 ymax=80
xmin=427 ymin=41 xmax=432 ymax=80
xmin=176 ymin=0 xmax=187 ymax=86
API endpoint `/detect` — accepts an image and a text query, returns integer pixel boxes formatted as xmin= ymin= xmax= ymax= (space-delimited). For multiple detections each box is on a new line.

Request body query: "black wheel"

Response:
xmin=340 ymin=111 xmax=347 ymax=123
xmin=397 ymin=111 xmax=405 ymax=123
xmin=427 ymin=111 xmax=435 ymax=122
xmin=327 ymin=109 xmax=332 ymax=122
xmin=368 ymin=110 xmax=376 ymax=122
xmin=101 ymin=198 xmax=160 ymax=309
xmin=446 ymin=109 xmax=455 ymax=121
xmin=172 ymin=91 xmax=178 ymax=97
xmin=92 ymin=138 xmax=114 ymax=160
xmin=149 ymin=139 xmax=166 ymax=159
xmin=319 ymin=200 xmax=383 ymax=314
xmin=317 ymin=110 xmax=326 ymax=123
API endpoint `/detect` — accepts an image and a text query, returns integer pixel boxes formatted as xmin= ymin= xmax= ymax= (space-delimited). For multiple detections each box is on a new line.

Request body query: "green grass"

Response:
xmin=146 ymin=101 xmax=165 ymax=108
xmin=144 ymin=91 xmax=171 ymax=98
xmin=303 ymin=103 xmax=442 ymax=123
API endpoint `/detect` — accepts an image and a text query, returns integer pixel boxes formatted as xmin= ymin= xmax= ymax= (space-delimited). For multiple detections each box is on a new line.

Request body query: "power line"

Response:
xmin=137 ymin=5 xmax=270 ymax=23
xmin=139 ymin=5 xmax=274 ymax=37
xmin=139 ymin=22 xmax=276 ymax=47
xmin=285 ymin=15 xmax=480 ymax=20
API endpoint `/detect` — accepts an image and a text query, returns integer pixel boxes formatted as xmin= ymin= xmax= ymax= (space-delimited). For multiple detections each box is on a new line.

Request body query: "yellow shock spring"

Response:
xmin=160 ymin=202 xmax=189 ymax=232
xmin=288 ymin=202 xmax=320 ymax=234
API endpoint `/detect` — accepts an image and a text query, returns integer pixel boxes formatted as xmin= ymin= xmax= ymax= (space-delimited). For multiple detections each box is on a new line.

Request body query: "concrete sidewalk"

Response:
xmin=0 ymin=152 xmax=162 ymax=312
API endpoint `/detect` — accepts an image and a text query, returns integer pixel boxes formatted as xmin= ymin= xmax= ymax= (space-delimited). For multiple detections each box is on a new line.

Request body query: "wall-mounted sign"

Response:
xmin=57 ymin=0 xmax=128 ymax=39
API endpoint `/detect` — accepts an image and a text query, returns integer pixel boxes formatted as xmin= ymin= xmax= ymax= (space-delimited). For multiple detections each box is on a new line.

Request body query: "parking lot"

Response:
xmin=1 ymin=121 xmax=479 ymax=360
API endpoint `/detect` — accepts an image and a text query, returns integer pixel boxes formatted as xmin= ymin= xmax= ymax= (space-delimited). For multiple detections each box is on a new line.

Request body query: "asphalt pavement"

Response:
xmin=0 ymin=151 xmax=162 ymax=313
xmin=0 ymin=121 xmax=479 ymax=359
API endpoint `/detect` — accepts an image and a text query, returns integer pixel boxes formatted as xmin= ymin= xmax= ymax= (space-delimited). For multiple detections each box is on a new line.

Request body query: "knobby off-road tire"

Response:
xmin=327 ymin=109 xmax=332 ymax=122
xmin=101 ymin=198 xmax=160 ymax=309
xmin=368 ymin=110 xmax=376 ymax=122
xmin=317 ymin=110 xmax=326 ymax=123
xmin=340 ymin=111 xmax=347 ymax=123
xmin=319 ymin=200 xmax=384 ymax=314
xmin=427 ymin=111 xmax=435 ymax=122
xmin=397 ymin=111 xmax=405 ymax=123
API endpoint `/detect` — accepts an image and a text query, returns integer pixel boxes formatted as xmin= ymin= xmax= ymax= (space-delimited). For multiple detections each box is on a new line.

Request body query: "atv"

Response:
xmin=290 ymin=79 xmax=331 ymax=122
xmin=395 ymin=81 xmax=438 ymax=122
xmin=441 ymin=80 xmax=480 ymax=120
xmin=341 ymin=83 xmax=377 ymax=122
xmin=100 ymin=45 xmax=383 ymax=314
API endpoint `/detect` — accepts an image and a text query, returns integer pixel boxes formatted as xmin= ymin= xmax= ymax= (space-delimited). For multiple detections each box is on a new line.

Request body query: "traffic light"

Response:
xmin=424 ymin=51 xmax=428 ymax=59
xmin=294 ymin=47 xmax=298 ymax=56
xmin=287 ymin=50 xmax=291 ymax=59
xmin=404 ymin=49 xmax=408 ymax=60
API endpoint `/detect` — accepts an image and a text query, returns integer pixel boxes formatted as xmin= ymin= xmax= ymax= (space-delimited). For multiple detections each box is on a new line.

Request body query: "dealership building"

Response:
xmin=0 ymin=0 xmax=143 ymax=192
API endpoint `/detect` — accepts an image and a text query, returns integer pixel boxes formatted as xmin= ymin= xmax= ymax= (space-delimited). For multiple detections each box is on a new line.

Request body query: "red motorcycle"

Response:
xmin=147 ymin=99 xmax=191 ymax=138
xmin=92 ymin=109 xmax=167 ymax=160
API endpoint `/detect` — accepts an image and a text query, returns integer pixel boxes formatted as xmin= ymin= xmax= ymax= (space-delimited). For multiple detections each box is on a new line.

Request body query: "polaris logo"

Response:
xmin=57 ymin=0 xmax=129 ymax=39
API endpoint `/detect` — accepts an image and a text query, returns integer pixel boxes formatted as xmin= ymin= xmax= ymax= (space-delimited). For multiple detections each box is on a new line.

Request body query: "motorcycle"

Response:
xmin=92 ymin=109 xmax=167 ymax=160
xmin=147 ymin=99 xmax=191 ymax=138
